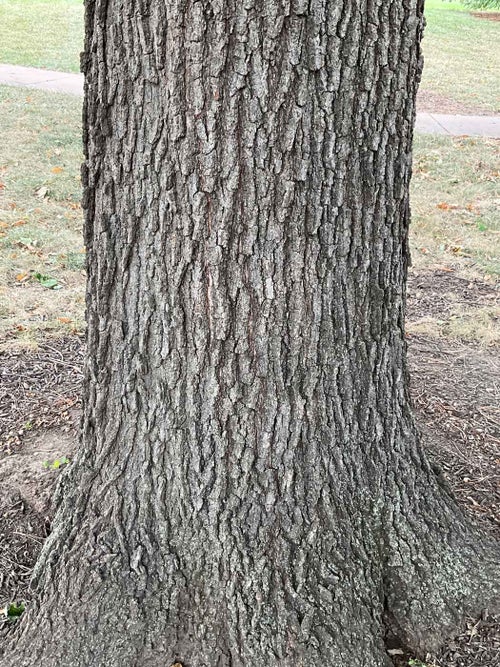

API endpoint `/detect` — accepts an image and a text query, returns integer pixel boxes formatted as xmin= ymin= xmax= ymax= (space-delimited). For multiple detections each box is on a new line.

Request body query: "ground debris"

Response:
xmin=1 ymin=274 xmax=499 ymax=664
xmin=0 ymin=337 xmax=84 ymax=453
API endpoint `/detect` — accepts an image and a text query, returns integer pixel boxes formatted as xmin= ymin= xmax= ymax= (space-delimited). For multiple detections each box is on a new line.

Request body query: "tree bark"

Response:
xmin=4 ymin=1 xmax=499 ymax=666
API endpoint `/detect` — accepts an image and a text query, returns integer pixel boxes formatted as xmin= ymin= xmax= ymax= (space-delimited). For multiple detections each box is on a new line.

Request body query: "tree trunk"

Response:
xmin=4 ymin=1 xmax=499 ymax=666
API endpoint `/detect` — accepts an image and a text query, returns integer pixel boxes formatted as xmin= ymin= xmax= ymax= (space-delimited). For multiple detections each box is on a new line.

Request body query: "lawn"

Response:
xmin=0 ymin=85 xmax=84 ymax=349
xmin=420 ymin=0 xmax=500 ymax=113
xmin=0 ymin=0 xmax=83 ymax=73
xmin=0 ymin=0 xmax=499 ymax=114
xmin=411 ymin=133 xmax=500 ymax=279
xmin=0 ymin=86 xmax=499 ymax=350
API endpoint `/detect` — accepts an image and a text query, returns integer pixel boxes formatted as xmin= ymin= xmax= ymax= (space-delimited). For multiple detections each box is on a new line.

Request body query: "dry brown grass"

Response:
xmin=0 ymin=86 xmax=84 ymax=350
xmin=0 ymin=88 xmax=499 ymax=351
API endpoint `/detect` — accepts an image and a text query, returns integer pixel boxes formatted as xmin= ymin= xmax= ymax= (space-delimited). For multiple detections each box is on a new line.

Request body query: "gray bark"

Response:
xmin=4 ymin=1 xmax=499 ymax=666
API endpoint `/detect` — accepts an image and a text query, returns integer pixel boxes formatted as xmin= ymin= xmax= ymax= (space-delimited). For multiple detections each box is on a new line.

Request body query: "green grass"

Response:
xmin=0 ymin=85 xmax=84 ymax=348
xmin=0 ymin=0 xmax=498 ymax=114
xmin=420 ymin=1 xmax=500 ymax=113
xmin=0 ymin=0 xmax=83 ymax=73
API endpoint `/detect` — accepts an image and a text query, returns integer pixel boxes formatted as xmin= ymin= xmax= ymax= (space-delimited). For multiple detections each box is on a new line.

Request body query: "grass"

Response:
xmin=0 ymin=86 xmax=498 ymax=350
xmin=409 ymin=133 xmax=500 ymax=345
xmin=0 ymin=85 xmax=84 ymax=349
xmin=420 ymin=1 xmax=500 ymax=113
xmin=411 ymin=134 xmax=500 ymax=277
xmin=0 ymin=0 xmax=498 ymax=114
xmin=0 ymin=0 xmax=83 ymax=73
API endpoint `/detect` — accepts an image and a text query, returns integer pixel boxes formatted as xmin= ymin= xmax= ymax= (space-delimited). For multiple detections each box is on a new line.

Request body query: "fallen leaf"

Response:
xmin=51 ymin=166 xmax=63 ymax=174
xmin=15 ymin=273 xmax=28 ymax=282
xmin=35 ymin=186 xmax=48 ymax=199
xmin=12 ymin=219 xmax=26 ymax=227
xmin=437 ymin=202 xmax=450 ymax=210
xmin=58 ymin=317 xmax=72 ymax=324
xmin=0 ymin=221 xmax=8 ymax=229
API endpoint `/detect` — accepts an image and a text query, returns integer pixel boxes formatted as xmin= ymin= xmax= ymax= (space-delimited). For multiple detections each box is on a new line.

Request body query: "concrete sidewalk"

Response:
xmin=1 ymin=63 xmax=499 ymax=138
xmin=415 ymin=112 xmax=500 ymax=138
xmin=0 ymin=63 xmax=84 ymax=96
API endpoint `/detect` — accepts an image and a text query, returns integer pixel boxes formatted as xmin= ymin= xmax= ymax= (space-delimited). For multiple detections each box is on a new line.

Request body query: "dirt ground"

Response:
xmin=0 ymin=269 xmax=499 ymax=665
xmin=416 ymin=89 xmax=494 ymax=116
xmin=470 ymin=12 xmax=500 ymax=23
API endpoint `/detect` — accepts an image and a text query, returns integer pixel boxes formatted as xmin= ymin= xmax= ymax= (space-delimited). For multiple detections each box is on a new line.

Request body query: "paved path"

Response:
xmin=0 ymin=63 xmax=84 ymax=96
xmin=1 ymin=63 xmax=499 ymax=138
xmin=415 ymin=112 xmax=500 ymax=138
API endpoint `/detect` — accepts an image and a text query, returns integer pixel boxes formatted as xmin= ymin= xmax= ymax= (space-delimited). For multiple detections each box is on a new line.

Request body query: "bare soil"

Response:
xmin=0 ymin=271 xmax=499 ymax=665
xmin=471 ymin=12 xmax=500 ymax=22
xmin=416 ymin=90 xmax=493 ymax=117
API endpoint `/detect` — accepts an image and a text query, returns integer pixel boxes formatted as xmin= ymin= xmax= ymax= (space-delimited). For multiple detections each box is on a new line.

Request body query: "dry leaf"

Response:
xmin=51 ymin=166 xmax=63 ymax=174
xmin=58 ymin=317 xmax=72 ymax=324
xmin=12 ymin=219 xmax=26 ymax=227
xmin=437 ymin=202 xmax=450 ymax=210
xmin=16 ymin=273 xmax=28 ymax=282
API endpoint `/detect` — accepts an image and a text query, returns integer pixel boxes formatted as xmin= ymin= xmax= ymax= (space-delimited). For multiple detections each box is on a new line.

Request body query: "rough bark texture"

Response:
xmin=4 ymin=1 xmax=499 ymax=666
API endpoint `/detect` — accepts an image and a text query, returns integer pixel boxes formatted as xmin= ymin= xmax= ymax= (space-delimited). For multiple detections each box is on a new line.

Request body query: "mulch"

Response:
xmin=0 ymin=492 xmax=49 ymax=614
xmin=409 ymin=336 xmax=500 ymax=538
xmin=0 ymin=338 xmax=83 ymax=641
xmin=0 ymin=337 xmax=84 ymax=454
xmin=0 ymin=271 xmax=499 ymax=665
xmin=407 ymin=271 xmax=499 ymax=323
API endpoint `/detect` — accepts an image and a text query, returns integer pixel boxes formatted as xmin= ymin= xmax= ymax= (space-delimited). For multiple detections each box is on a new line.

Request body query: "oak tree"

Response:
xmin=6 ymin=1 xmax=499 ymax=665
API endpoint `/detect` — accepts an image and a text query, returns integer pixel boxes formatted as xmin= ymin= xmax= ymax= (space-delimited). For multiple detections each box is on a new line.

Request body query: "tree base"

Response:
xmin=3 ymin=483 xmax=499 ymax=667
